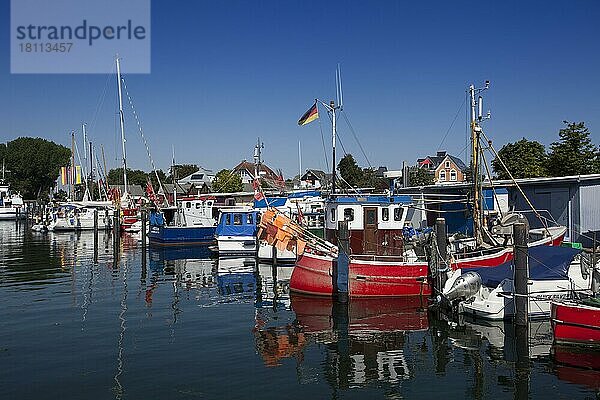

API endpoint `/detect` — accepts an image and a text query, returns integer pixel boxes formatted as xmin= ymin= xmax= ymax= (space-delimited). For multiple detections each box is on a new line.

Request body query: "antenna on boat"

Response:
xmin=254 ymin=137 xmax=264 ymax=180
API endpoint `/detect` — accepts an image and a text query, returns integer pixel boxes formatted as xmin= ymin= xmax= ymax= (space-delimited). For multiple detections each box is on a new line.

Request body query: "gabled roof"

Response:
xmin=232 ymin=160 xmax=278 ymax=179
xmin=418 ymin=151 xmax=467 ymax=171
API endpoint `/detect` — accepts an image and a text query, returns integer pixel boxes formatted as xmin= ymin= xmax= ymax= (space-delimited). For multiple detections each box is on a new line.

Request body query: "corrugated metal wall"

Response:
xmin=579 ymin=185 xmax=600 ymax=233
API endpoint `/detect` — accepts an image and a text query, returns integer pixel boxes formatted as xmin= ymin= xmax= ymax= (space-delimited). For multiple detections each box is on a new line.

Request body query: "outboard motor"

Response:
xmin=443 ymin=271 xmax=482 ymax=302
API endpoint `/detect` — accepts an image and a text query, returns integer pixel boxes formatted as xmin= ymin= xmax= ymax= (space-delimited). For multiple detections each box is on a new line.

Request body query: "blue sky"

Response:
xmin=1 ymin=0 xmax=600 ymax=179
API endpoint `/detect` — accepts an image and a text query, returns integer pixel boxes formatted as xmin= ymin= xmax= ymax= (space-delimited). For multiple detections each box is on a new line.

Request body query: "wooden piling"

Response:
xmin=435 ymin=218 xmax=448 ymax=293
xmin=93 ymin=209 xmax=98 ymax=264
xmin=513 ymin=222 xmax=529 ymax=326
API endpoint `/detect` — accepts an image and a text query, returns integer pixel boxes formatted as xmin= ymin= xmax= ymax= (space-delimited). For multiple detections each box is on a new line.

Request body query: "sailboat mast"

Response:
xmin=116 ymin=57 xmax=128 ymax=194
xmin=331 ymin=100 xmax=336 ymax=196
xmin=71 ymin=131 xmax=75 ymax=200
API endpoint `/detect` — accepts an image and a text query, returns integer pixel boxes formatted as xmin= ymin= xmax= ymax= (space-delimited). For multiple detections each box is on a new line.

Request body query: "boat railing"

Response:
xmin=350 ymin=254 xmax=408 ymax=263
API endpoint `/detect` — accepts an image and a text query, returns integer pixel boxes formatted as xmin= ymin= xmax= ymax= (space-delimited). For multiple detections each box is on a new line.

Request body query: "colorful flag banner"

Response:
xmin=61 ymin=167 xmax=67 ymax=185
xmin=75 ymin=166 xmax=82 ymax=185
xmin=298 ymin=102 xmax=319 ymax=126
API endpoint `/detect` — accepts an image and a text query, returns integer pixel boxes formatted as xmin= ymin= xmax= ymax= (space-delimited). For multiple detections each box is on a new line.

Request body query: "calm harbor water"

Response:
xmin=1 ymin=222 xmax=599 ymax=399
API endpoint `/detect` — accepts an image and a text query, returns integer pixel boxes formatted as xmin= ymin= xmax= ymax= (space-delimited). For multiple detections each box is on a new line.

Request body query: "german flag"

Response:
xmin=298 ymin=102 xmax=319 ymax=126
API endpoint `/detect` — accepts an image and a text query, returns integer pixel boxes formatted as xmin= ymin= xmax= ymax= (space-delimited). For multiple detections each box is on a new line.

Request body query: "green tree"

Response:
xmin=168 ymin=164 xmax=199 ymax=181
xmin=107 ymin=168 xmax=149 ymax=186
xmin=337 ymin=154 xmax=363 ymax=187
xmin=491 ymin=138 xmax=547 ymax=179
xmin=211 ymin=169 xmax=243 ymax=193
xmin=148 ymin=169 xmax=167 ymax=188
xmin=547 ymin=121 xmax=598 ymax=176
xmin=409 ymin=166 xmax=434 ymax=186
xmin=4 ymin=137 xmax=71 ymax=199
xmin=359 ymin=168 xmax=389 ymax=190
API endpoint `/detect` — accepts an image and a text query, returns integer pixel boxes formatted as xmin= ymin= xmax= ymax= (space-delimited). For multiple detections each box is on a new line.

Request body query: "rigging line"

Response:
xmin=317 ymin=108 xmax=330 ymax=172
xmin=480 ymin=129 xmax=551 ymax=235
xmin=479 ymin=146 xmax=504 ymax=219
xmin=88 ymin=71 xmax=113 ymax=140
xmin=120 ymin=77 xmax=165 ymax=195
xmin=325 ymin=107 xmax=348 ymax=156
xmin=438 ymin=96 xmax=466 ymax=151
xmin=340 ymin=110 xmax=372 ymax=169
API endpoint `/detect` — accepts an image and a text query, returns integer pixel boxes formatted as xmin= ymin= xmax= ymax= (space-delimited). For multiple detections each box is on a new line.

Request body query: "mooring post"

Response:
xmin=514 ymin=222 xmax=529 ymax=326
xmin=141 ymin=209 xmax=147 ymax=250
xmin=141 ymin=209 xmax=147 ymax=269
xmin=113 ymin=209 xmax=120 ymax=253
xmin=592 ymin=232 xmax=599 ymax=294
xmin=435 ymin=218 xmax=448 ymax=293
xmin=93 ymin=209 xmax=98 ymax=264
xmin=334 ymin=220 xmax=350 ymax=303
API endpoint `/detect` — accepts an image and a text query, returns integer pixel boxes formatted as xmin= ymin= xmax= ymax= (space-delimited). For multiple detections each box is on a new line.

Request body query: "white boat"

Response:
xmin=215 ymin=207 xmax=260 ymax=256
xmin=443 ymin=245 xmax=591 ymax=320
xmin=0 ymin=179 xmax=25 ymax=220
xmin=48 ymin=201 xmax=114 ymax=231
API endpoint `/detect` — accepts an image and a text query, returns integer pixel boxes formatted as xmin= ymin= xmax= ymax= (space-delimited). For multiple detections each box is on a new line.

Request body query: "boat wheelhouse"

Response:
xmin=324 ymin=195 xmax=415 ymax=257
xmin=215 ymin=208 xmax=261 ymax=257
xmin=148 ymin=196 xmax=218 ymax=246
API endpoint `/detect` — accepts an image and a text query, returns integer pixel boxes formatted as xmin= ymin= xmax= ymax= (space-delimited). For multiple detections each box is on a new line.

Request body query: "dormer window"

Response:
xmin=445 ymin=161 xmax=450 ymax=168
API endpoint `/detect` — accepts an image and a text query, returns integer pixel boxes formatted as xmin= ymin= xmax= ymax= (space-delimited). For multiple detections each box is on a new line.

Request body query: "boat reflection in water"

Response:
xmin=552 ymin=345 xmax=600 ymax=390
xmin=254 ymin=293 xmax=429 ymax=386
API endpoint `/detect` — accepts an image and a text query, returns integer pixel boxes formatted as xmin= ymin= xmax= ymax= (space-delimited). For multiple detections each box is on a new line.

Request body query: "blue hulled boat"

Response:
xmin=148 ymin=196 xmax=218 ymax=246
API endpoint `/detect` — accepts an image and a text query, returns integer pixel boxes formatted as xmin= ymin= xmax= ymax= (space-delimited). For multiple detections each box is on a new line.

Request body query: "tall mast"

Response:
xmin=172 ymin=145 xmax=177 ymax=207
xmin=116 ymin=57 xmax=128 ymax=195
xmin=254 ymin=137 xmax=263 ymax=180
xmin=331 ymin=100 xmax=337 ymax=195
xmin=71 ymin=130 xmax=75 ymax=200
xmin=469 ymin=81 xmax=490 ymax=246
xmin=298 ymin=140 xmax=302 ymax=182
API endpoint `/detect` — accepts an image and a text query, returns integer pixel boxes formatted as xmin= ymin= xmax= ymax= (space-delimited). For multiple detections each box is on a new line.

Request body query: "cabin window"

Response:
xmin=450 ymin=169 xmax=457 ymax=181
xmin=343 ymin=208 xmax=354 ymax=221
xmin=196 ymin=202 xmax=202 ymax=209
xmin=225 ymin=214 xmax=231 ymax=225
xmin=186 ymin=202 xmax=191 ymax=208
xmin=439 ymin=171 xmax=446 ymax=181
xmin=394 ymin=207 xmax=404 ymax=221
xmin=382 ymin=208 xmax=389 ymax=221
xmin=206 ymin=201 xmax=213 ymax=207
xmin=247 ymin=214 xmax=254 ymax=225
xmin=330 ymin=208 xmax=336 ymax=222
xmin=234 ymin=214 xmax=243 ymax=225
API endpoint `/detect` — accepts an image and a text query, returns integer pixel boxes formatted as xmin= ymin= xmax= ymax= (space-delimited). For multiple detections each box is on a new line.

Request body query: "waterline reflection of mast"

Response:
xmin=113 ymin=260 xmax=128 ymax=399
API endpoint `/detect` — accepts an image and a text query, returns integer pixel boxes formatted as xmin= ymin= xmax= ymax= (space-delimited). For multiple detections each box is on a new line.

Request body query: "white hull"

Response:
xmin=49 ymin=214 xmax=112 ymax=231
xmin=217 ymin=235 xmax=257 ymax=256
xmin=258 ymin=242 xmax=296 ymax=262
xmin=0 ymin=207 xmax=24 ymax=220
xmin=449 ymin=258 xmax=591 ymax=320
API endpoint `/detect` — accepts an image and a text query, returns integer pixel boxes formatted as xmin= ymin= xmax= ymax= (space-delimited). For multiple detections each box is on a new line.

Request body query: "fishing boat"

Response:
xmin=215 ymin=207 xmax=260 ymax=256
xmin=148 ymin=196 xmax=217 ymax=246
xmin=254 ymin=190 xmax=324 ymax=262
xmin=442 ymin=245 xmax=587 ymax=320
xmin=551 ymin=297 xmax=600 ymax=346
xmin=259 ymin=79 xmax=566 ymax=297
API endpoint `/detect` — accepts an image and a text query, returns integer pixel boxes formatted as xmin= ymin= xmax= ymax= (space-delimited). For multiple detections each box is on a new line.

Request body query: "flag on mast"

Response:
xmin=297 ymin=102 xmax=319 ymax=126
